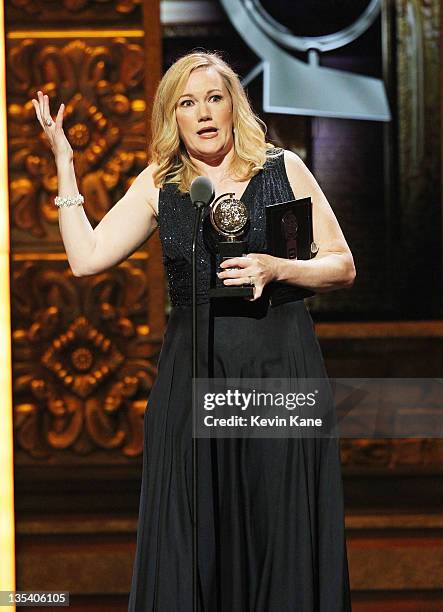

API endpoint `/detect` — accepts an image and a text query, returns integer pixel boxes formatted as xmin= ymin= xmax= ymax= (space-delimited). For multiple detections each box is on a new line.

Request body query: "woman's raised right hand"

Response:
xmin=32 ymin=91 xmax=73 ymax=163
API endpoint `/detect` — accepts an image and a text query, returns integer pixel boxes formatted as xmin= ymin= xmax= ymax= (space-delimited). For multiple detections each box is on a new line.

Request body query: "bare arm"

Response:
xmin=217 ymin=149 xmax=356 ymax=300
xmin=218 ymin=151 xmax=355 ymax=300
xmin=32 ymin=90 xmax=158 ymax=277
xmin=275 ymin=149 xmax=356 ymax=292
xmin=57 ymin=160 xmax=158 ymax=276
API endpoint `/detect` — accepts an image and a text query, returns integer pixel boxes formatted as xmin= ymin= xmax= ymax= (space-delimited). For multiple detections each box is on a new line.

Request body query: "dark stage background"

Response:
xmin=4 ymin=0 xmax=443 ymax=610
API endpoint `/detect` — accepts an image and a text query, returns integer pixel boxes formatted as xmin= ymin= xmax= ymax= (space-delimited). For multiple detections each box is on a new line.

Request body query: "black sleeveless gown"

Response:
xmin=128 ymin=149 xmax=352 ymax=611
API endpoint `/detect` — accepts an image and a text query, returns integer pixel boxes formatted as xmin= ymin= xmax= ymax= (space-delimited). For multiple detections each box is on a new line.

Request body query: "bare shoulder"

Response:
xmin=282 ymin=149 xmax=320 ymax=199
xmin=282 ymin=149 xmax=308 ymax=179
xmin=129 ymin=162 xmax=160 ymax=218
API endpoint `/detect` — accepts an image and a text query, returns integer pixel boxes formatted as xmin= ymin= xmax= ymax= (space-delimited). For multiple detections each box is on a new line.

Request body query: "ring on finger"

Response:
xmin=44 ymin=118 xmax=53 ymax=126
xmin=248 ymin=276 xmax=255 ymax=286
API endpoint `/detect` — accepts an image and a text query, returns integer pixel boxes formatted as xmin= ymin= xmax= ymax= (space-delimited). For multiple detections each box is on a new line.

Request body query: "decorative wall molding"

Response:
xmin=396 ymin=0 xmax=441 ymax=315
xmin=7 ymin=36 xmax=147 ymax=243
xmin=341 ymin=437 xmax=443 ymax=471
xmin=5 ymin=0 xmax=222 ymax=26
xmin=6 ymin=0 xmax=143 ymax=23
xmin=12 ymin=259 xmax=160 ymax=461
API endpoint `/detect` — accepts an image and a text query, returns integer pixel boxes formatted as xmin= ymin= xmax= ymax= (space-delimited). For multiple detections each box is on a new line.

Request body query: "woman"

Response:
xmin=33 ymin=50 xmax=355 ymax=611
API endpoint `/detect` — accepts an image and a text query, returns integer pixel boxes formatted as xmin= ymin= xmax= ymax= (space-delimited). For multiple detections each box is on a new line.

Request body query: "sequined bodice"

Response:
xmin=158 ymin=148 xmax=295 ymax=307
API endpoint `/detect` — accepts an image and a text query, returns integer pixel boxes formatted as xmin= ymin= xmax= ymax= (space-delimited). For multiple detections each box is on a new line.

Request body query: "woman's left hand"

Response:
xmin=217 ymin=253 xmax=280 ymax=301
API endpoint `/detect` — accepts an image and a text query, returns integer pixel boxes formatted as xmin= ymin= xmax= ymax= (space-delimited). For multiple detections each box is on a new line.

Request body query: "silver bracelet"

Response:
xmin=54 ymin=194 xmax=84 ymax=208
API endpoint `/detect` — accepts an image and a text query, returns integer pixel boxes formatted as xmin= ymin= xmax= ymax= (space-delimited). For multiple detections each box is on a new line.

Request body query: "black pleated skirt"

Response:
xmin=128 ymin=298 xmax=352 ymax=611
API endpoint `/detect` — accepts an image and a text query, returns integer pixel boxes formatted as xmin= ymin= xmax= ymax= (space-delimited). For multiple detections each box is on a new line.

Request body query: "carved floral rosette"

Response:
xmin=12 ymin=259 xmax=160 ymax=460
xmin=7 ymin=36 xmax=147 ymax=242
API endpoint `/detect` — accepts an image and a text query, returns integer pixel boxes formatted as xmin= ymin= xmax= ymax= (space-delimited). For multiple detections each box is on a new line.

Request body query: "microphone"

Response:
xmin=190 ymin=176 xmax=215 ymax=209
xmin=189 ymin=173 xmax=214 ymax=612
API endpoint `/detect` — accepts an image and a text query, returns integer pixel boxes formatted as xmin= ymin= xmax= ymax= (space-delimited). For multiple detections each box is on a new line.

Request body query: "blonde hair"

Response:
xmin=150 ymin=50 xmax=274 ymax=192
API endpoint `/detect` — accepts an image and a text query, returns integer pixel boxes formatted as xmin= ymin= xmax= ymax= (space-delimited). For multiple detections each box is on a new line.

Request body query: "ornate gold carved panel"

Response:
xmin=7 ymin=35 xmax=148 ymax=245
xmin=5 ymin=0 xmax=142 ymax=24
xmin=7 ymin=7 xmax=164 ymax=465
xmin=341 ymin=437 xmax=443 ymax=471
xmin=12 ymin=256 xmax=160 ymax=462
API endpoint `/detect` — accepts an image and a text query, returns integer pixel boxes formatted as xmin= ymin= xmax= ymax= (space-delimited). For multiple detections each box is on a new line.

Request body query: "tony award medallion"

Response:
xmin=205 ymin=193 xmax=254 ymax=298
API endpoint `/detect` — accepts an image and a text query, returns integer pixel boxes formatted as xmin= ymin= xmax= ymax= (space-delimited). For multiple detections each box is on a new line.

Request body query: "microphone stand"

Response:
xmin=192 ymin=201 xmax=206 ymax=612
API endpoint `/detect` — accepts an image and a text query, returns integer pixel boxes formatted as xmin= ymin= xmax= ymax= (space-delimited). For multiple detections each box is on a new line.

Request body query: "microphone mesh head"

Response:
xmin=190 ymin=176 xmax=215 ymax=207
